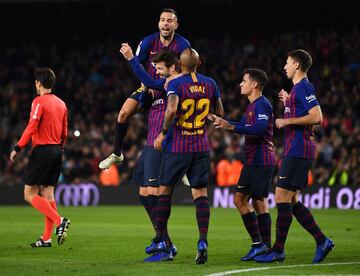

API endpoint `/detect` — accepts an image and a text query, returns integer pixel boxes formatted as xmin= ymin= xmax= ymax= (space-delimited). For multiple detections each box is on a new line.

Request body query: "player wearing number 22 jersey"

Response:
xmin=148 ymin=48 xmax=224 ymax=264
xmin=162 ymin=72 xmax=220 ymax=153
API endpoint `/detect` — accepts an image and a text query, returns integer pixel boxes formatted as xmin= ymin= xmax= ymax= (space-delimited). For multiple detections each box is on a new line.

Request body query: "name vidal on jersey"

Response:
xmin=189 ymin=85 xmax=205 ymax=94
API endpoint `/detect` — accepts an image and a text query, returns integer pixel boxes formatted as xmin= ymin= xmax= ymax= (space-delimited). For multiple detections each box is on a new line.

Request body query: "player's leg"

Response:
xmin=144 ymin=147 xmax=177 ymax=256
xmin=252 ymin=165 xmax=274 ymax=250
xmin=255 ymin=158 xmax=297 ymax=263
xmin=144 ymin=153 xmax=191 ymax=262
xmin=233 ymin=192 xmax=267 ymax=261
xmin=99 ymin=91 xmax=142 ymax=170
xmin=188 ymin=152 xmax=211 ymax=265
xmin=292 ymin=193 xmax=334 ymax=263
xmin=143 ymin=185 xmax=174 ymax=262
xmin=253 ymin=199 xmax=271 ymax=249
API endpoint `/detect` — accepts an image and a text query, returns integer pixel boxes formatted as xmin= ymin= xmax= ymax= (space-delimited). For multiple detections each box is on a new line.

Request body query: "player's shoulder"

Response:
xmin=295 ymin=78 xmax=315 ymax=95
xmin=197 ymin=73 xmax=217 ymax=85
xmin=140 ymin=32 xmax=159 ymax=45
xmin=260 ymin=95 xmax=272 ymax=108
xmin=174 ymin=33 xmax=190 ymax=46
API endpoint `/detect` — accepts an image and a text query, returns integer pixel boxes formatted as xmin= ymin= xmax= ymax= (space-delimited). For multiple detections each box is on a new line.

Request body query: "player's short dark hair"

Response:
xmin=161 ymin=8 xmax=178 ymax=20
xmin=243 ymin=68 xmax=268 ymax=90
xmin=288 ymin=49 xmax=313 ymax=72
xmin=152 ymin=50 xmax=179 ymax=70
xmin=34 ymin=67 xmax=55 ymax=89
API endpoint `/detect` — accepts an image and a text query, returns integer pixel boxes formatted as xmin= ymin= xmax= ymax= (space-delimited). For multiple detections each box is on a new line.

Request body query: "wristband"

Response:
xmin=14 ymin=145 xmax=21 ymax=152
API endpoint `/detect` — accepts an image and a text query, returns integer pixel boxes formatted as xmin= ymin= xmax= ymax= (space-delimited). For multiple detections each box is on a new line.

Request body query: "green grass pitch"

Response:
xmin=0 ymin=206 xmax=359 ymax=275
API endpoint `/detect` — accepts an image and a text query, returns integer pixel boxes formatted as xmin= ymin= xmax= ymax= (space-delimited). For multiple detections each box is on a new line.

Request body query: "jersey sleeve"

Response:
xmin=232 ymin=101 xmax=271 ymax=135
xmin=166 ymin=79 xmax=180 ymax=98
xmin=297 ymin=83 xmax=319 ymax=112
xmin=212 ymin=79 xmax=221 ymax=99
xmin=17 ymin=98 xmax=43 ymax=148
xmin=135 ymin=35 xmax=152 ymax=63
xmin=61 ymin=107 xmax=68 ymax=148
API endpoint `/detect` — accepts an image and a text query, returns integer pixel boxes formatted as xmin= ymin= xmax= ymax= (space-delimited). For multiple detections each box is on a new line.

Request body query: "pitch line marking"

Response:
xmin=206 ymin=262 xmax=360 ymax=276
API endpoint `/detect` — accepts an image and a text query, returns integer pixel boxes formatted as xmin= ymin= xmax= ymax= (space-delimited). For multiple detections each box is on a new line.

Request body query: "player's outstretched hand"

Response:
xmin=207 ymin=113 xmax=218 ymax=122
xmin=119 ymin=43 xmax=134 ymax=61
xmin=278 ymin=89 xmax=289 ymax=105
xmin=10 ymin=150 xmax=18 ymax=162
xmin=208 ymin=114 xmax=234 ymax=131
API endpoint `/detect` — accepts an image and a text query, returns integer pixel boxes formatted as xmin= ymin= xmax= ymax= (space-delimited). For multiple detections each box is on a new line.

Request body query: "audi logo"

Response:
xmin=55 ymin=183 xmax=100 ymax=206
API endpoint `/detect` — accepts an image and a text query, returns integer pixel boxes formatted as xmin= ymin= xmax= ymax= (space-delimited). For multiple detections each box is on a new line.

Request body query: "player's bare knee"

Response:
xmin=191 ymin=187 xmax=207 ymax=200
xmin=253 ymin=199 xmax=268 ymax=214
xmin=118 ymin=109 xmax=130 ymax=123
xmin=158 ymin=185 xmax=172 ymax=196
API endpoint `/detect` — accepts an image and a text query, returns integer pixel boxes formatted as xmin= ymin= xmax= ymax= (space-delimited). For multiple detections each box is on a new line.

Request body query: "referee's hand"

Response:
xmin=10 ymin=150 xmax=18 ymax=162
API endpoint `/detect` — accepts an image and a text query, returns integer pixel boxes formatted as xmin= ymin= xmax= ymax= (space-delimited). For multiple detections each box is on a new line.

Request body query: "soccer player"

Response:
xmin=145 ymin=48 xmax=224 ymax=264
xmin=99 ymin=8 xmax=190 ymax=169
xmin=9 ymin=68 xmax=70 ymax=247
xmin=255 ymin=49 xmax=334 ymax=263
xmin=119 ymin=43 xmax=180 ymax=257
xmin=208 ymin=68 xmax=275 ymax=261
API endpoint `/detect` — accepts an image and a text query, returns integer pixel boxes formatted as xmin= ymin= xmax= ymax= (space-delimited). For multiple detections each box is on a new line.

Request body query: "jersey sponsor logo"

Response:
xmin=55 ymin=183 xmax=100 ymax=206
xmin=152 ymin=98 xmax=164 ymax=107
xmin=181 ymin=129 xmax=204 ymax=136
xmin=258 ymin=114 xmax=269 ymax=120
xmin=305 ymin=94 xmax=317 ymax=103
xmin=284 ymin=107 xmax=291 ymax=113
xmin=32 ymin=103 xmax=40 ymax=119
xmin=149 ymin=178 xmax=157 ymax=182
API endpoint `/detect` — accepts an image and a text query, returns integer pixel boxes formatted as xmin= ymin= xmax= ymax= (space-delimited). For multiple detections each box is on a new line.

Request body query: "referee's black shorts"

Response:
xmin=24 ymin=145 xmax=62 ymax=186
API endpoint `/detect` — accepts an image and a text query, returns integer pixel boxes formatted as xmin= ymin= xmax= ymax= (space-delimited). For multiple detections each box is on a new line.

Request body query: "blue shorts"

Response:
xmin=131 ymin=146 xmax=163 ymax=187
xmin=158 ymin=152 xmax=210 ymax=188
xmin=277 ymin=157 xmax=313 ymax=191
xmin=237 ymin=165 xmax=275 ymax=198
xmin=129 ymin=87 xmax=152 ymax=111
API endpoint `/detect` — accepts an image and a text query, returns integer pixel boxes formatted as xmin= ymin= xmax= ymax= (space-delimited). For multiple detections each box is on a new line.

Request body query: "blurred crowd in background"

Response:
xmin=1 ymin=27 xmax=359 ymax=187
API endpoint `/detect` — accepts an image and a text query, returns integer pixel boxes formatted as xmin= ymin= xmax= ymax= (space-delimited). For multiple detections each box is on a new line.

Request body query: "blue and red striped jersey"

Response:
xmin=136 ymin=32 xmax=190 ymax=145
xmin=231 ymin=96 xmax=275 ymax=166
xmin=164 ymin=73 xmax=221 ymax=153
xmin=283 ymin=78 xmax=320 ymax=159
